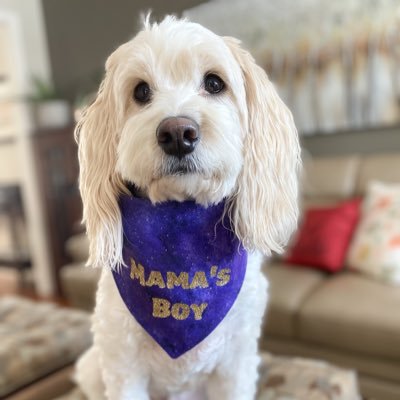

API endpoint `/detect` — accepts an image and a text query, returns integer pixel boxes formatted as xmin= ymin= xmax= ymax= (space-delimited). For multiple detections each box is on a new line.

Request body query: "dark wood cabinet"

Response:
xmin=32 ymin=126 xmax=82 ymax=293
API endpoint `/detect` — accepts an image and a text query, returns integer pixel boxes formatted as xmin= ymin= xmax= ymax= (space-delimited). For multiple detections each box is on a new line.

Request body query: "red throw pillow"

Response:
xmin=285 ymin=199 xmax=361 ymax=272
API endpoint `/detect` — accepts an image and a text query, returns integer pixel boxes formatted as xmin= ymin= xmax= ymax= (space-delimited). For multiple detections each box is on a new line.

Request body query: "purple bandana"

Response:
xmin=112 ymin=195 xmax=247 ymax=358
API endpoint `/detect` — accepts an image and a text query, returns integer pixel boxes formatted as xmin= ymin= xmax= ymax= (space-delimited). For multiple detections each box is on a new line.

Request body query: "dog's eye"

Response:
xmin=133 ymin=81 xmax=151 ymax=104
xmin=204 ymin=74 xmax=225 ymax=94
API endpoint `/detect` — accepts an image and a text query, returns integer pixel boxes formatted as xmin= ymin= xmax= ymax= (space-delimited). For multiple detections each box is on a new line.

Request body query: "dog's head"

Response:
xmin=76 ymin=16 xmax=301 ymax=269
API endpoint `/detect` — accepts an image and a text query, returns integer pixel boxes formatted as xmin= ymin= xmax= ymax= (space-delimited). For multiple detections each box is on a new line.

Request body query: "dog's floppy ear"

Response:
xmin=224 ymin=37 xmax=301 ymax=256
xmin=75 ymin=51 xmax=128 ymax=269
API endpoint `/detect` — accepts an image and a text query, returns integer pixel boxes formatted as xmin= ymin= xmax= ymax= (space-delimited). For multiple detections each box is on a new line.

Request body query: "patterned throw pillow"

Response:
xmin=347 ymin=182 xmax=400 ymax=284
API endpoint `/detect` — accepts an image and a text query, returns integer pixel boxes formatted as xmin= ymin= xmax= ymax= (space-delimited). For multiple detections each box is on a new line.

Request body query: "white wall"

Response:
xmin=0 ymin=0 xmax=55 ymax=296
xmin=0 ymin=0 xmax=51 ymax=93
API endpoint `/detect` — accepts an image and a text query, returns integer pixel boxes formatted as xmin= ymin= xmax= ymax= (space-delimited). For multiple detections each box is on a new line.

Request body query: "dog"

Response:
xmin=74 ymin=15 xmax=300 ymax=400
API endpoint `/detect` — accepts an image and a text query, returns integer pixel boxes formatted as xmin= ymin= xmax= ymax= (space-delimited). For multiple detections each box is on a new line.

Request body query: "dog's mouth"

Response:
xmin=123 ymin=157 xmax=205 ymax=198
xmin=161 ymin=156 xmax=201 ymax=176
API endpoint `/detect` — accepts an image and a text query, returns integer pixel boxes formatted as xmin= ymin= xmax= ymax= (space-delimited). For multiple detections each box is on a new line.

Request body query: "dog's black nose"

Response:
xmin=156 ymin=117 xmax=200 ymax=159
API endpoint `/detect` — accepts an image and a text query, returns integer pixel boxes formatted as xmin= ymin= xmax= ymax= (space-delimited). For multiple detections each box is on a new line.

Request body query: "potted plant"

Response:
xmin=30 ymin=77 xmax=71 ymax=129
xmin=73 ymin=70 xmax=103 ymax=122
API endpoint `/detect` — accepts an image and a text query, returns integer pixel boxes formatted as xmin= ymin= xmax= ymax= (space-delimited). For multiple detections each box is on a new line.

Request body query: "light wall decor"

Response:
xmin=184 ymin=0 xmax=400 ymax=135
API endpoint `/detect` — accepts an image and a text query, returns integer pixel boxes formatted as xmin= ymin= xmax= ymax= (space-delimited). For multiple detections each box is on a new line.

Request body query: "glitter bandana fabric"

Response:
xmin=112 ymin=195 xmax=247 ymax=358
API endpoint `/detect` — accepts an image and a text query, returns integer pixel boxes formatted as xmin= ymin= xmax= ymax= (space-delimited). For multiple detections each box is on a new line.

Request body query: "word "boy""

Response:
xmin=152 ymin=297 xmax=208 ymax=320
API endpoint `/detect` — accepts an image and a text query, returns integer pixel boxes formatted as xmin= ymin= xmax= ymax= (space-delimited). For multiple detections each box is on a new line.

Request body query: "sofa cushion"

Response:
xmin=256 ymin=353 xmax=360 ymax=400
xmin=302 ymin=156 xmax=360 ymax=204
xmin=285 ymin=199 xmax=360 ymax=272
xmin=297 ymin=272 xmax=400 ymax=360
xmin=0 ymin=297 xmax=91 ymax=397
xmin=263 ymin=262 xmax=325 ymax=338
xmin=262 ymin=336 xmax=400 ymax=385
xmin=65 ymin=234 xmax=89 ymax=263
xmin=60 ymin=264 xmax=101 ymax=311
xmin=53 ymin=353 xmax=361 ymax=400
xmin=356 ymin=153 xmax=400 ymax=194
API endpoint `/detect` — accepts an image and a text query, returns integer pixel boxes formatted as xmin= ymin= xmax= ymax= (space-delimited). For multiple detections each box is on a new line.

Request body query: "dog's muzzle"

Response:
xmin=156 ymin=117 xmax=200 ymax=159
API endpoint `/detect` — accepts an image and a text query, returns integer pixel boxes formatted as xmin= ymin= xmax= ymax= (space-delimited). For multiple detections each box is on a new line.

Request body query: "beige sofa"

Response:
xmin=261 ymin=152 xmax=400 ymax=400
xmin=61 ymin=152 xmax=400 ymax=400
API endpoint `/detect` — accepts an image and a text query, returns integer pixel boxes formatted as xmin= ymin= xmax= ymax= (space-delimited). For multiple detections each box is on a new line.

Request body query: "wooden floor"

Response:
xmin=0 ymin=267 xmax=19 ymax=295
xmin=0 ymin=267 xmax=68 ymax=305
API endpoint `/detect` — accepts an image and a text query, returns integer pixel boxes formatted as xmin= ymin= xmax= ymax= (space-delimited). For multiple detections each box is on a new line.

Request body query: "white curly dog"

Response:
xmin=74 ymin=15 xmax=300 ymax=400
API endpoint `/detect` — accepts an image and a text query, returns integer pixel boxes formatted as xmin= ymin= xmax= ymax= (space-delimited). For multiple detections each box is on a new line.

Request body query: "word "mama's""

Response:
xmin=130 ymin=258 xmax=231 ymax=290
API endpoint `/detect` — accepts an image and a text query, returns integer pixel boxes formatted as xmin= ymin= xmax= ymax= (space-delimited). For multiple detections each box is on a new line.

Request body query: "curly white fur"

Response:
xmin=75 ymin=16 xmax=300 ymax=400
